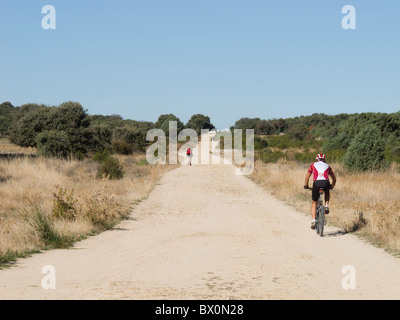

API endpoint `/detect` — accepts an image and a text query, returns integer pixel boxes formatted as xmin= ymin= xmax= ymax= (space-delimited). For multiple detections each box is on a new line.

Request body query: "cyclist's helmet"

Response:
xmin=316 ymin=153 xmax=326 ymax=162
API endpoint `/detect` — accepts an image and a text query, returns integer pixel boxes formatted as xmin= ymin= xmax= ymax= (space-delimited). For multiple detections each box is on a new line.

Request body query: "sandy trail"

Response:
xmin=0 ymin=146 xmax=400 ymax=300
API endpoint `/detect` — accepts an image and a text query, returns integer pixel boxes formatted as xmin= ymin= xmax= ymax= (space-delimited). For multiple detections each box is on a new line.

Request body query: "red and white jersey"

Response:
xmin=308 ymin=161 xmax=334 ymax=181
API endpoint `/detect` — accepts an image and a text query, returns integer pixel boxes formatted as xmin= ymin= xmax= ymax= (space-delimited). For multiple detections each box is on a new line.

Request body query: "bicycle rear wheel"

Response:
xmin=316 ymin=208 xmax=320 ymax=234
xmin=319 ymin=205 xmax=325 ymax=237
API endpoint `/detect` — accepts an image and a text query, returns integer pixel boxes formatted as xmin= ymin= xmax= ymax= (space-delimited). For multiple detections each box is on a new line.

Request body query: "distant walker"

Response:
xmin=186 ymin=147 xmax=192 ymax=166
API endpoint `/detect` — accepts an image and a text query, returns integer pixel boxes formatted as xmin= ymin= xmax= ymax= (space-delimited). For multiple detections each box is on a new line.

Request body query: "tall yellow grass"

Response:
xmin=0 ymin=154 xmax=176 ymax=264
xmin=0 ymin=138 xmax=36 ymax=155
xmin=250 ymin=160 xmax=400 ymax=255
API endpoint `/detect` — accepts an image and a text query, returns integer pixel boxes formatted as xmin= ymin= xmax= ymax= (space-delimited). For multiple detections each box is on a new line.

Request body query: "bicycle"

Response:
xmin=305 ymin=187 xmax=326 ymax=237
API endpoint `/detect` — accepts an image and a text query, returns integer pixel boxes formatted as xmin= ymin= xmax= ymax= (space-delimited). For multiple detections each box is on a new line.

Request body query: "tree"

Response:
xmin=112 ymin=126 xmax=144 ymax=154
xmin=234 ymin=118 xmax=261 ymax=131
xmin=286 ymin=123 xmax=309 ymax=141
xmin=160 ymin=115 xmax=184 ymax=136
xmin=9 ymin=104 xmax=51 ymax=147
xmin=323 ymin=132 xmax=352 ymax=152
xmin=36 ymin=130 xmax=71 ymax=158
xmin=255 ymin=120 xmax=273 ymax=135
xmin=343 ymin=112 xmax=400 ymax=139
xmin=46 ymin=102 xmax=93 ymax=157
xmin=155 ymin=114 xmax=177 ymax=129
xmin=9 ymin=101 xmax=92 ymax=157
xmin=343 ymin=125 xmax=387 ymax=172
xmin=185 ymin=114 xmax=215 ymax=135
xmin=0 ymin=101 xmax=17 ymax=135
xmin=88 ymin=124 xmax=113 ymax=152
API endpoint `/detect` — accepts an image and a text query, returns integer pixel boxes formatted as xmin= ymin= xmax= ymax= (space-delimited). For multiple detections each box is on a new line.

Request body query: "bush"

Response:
xmin=112 ymin=126 xmax=144 ymax=151
xmin=93 ymin=151 xmax=124 ymax=180
xmin=254 ymin=136 xmax=268 ymax=150
xmin=9 ymin=104 xmax=50 ymax=147
xmin=92 ymin=150 xmax=111 ymax=162
xmin=234 ymin=118 xmax=261 ymax=131
xmin=185 ymin=114 xmax=215 ymax=135
xmin=89 ymin=124 xmax=112 ymax=152
xmin=52 ymin=188 xmax=78 ymax=220
xmin=98 ymin=156 xmax=124 ymax=180
xmin=267 ymin=135 xmax=291 ymax=149
xmin=29 ymin=205 xmax=74 ymax=249
xmin=293 ymin=150 xmax=315 ymax=163
xmin=36 ymin=130 xmax=71 ymax=159
xmin=323 ymin=133 xmax=351 ymax=152
xmin=258 ymin=148 xmax=285 ymax=163
xmin=343 ymin=125 xmax=387 ymax=172
xmin=9 ymin=102 xmax=92 ymax=157
xmin=111 ymin=140 xmax=134 ymax=155
xmin=326 ymin=149 xmax=347 ymax=163
xmin=286 ymin=124 xmax=309 ymax=141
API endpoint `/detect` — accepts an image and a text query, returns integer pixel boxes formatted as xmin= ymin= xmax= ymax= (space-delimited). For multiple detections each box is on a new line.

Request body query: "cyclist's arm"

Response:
xmin=330 ymin=172 xmax=337 ymax=188
xmin=304 ymin=171 xmax=311 ymax=188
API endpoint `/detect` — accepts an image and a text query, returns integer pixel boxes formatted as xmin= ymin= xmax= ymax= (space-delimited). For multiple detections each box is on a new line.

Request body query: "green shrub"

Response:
xmin=323 ymin=133 xmax=351 ymax=152
xmin=9 ymin=102 xmax=92 ymax=156
xmin=254 ymin=136 xmax=268 ymax=150
xmin=293 ymin=151 xmax=315 ymax=163
xmin=111 ymin=140 xmax=134 ymax=155
xmin=29 ymin=205 xmax=74 ymax=249
xmin=36 ymin=130 xmax=71 ymax=159
xmin=267 ymin=135 xmax=291 ymax=149
xmin=52 ymin=188 xmax=78 ymax=220
xmin=343 ymin=125 xmax=387 ymax=172
xmin=391 ymin=146 xmax=400 ymax=157
xmin=259 ymin=148 xmax=286 ymax=163
xmin=94 ymin=153 xmax=124 ymax=180
xmin=9 ymin=104 xmax=50 ymax=147
xmin=326 ymin=149 xmax=347 ymax=163
xmin=185 ymin=114 xmax=215 ymax=135
xmin=286 ymin=124 xmax=309 ymax=141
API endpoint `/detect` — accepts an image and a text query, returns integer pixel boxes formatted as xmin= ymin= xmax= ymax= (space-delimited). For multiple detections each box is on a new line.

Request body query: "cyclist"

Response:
xmin=186 ymin=147 xmax=192 ymax=166
xmin=304 ymin=153 xmax=336 ymax=230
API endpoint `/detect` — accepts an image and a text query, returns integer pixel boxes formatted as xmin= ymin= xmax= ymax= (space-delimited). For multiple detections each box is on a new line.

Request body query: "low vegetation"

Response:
xmin=234 ymin=112 xmax=400 ymax=255
xmin=0 ymin=101 xmax=216 ymax=267
xmin=234 ymin=111 xmax=400 ymax=172
xmin=1 ymin=100 xmax=400 ymax=261
xmin=250 ymin=160 xmax=400 ymax=256
xmin=0 ymin=151 xmax=175 ymax=266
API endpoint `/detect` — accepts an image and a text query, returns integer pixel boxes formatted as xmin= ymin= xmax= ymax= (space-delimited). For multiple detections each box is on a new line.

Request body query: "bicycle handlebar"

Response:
xmin=303 ymin=186 xmax=334 ymax=190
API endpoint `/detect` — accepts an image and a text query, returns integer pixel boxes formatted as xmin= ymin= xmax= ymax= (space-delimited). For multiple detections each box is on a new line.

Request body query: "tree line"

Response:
xmin=0 ymin=101 xmax=215 ymax=159
xmin=2 ymin=101 xmax=399 ymax=172
xmin=232 ymin=112 xmax=400 ymax=172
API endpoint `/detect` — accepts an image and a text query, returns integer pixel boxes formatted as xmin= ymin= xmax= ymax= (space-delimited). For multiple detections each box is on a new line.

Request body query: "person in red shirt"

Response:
xmin=304 ymin=153 xmax=337 ymax=230
xmin=186 ymin=147 xmax=192 ymax=166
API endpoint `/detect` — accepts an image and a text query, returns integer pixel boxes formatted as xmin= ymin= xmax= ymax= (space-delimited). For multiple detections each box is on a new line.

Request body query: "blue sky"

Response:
xmin=0 ymin=1 xmax=399 ymax=129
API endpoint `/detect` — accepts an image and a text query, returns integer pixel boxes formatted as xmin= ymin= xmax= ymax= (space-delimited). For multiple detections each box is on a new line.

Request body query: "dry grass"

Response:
xmin=0 ymin=153 xmax=176 ymax=265
xmin=0 ymin=138 xmax=36 ymax=155
xmin=250 ymin=160 xmax=400 ymax=256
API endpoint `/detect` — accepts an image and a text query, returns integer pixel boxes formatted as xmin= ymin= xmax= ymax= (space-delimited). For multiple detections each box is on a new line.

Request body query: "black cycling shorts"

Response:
xmin=312 ymin=180 xmax=331 ymax=202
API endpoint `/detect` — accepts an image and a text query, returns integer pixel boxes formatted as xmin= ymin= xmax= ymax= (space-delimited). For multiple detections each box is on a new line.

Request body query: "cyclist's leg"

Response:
xmin=311 ymin=181 xmax=319 ymax=228
xmin=311 ymin=201 xmax=317 ymax=220
xmin=323 ymin=181 xmax=331 ymax=213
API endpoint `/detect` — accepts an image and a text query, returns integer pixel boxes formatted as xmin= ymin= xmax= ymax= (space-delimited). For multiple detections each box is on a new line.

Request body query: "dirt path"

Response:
xmin=1 ymin=148 xmax=400 ymax=299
